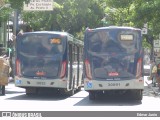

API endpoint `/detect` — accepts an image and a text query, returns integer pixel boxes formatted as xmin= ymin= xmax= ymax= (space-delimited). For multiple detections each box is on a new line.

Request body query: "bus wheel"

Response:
xmin=132 ymin=90 xmax=143 ymax=100
xmin=0 ymin=85 xmax=5 ymax=95
xmin=59 ymin=89 xmax=66 ymax=95
xmin=66 ymin=89 xmax=74 ymax=96
xmin=89 ymin=91 xmax=96 ymax=100
xmin=77 ymin=86 xmax=81 ymax=92
xmin=26 ymin=88 xmax=38 ymax=95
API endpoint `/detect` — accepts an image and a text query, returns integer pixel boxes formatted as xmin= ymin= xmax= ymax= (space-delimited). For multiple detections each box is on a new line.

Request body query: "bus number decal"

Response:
xmin=37 ymin=82 xmax=46 ymax=85
xmin=108 ymin=83 xmax=120 ymax=86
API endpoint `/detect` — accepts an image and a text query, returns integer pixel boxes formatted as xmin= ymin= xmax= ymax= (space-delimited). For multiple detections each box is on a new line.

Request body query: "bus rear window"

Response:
xmin=86 ymin=30 xmax=137 ymax=54
xmin=19 ymin=34 xmax=65 ymax=56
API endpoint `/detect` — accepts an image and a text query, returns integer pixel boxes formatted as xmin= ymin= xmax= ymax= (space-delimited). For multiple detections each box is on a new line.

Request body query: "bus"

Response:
xmin=83 ymin=26 xmax=144 ymax=100
xmin=15 ymin=31 xmax=84 ymax=96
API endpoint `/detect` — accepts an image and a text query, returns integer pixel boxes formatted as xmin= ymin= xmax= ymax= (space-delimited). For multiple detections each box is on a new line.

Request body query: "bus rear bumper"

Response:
xmin=84 ymin=79 xmax=144 ymax=91
xmin=14 ymin=76 xmax=68 ymax=89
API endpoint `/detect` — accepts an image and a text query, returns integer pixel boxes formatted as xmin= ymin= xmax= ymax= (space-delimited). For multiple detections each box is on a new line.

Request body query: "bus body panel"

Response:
xmin=15 ymin=65 xmax=83 ymax=90
xmin=15 ymin=76 xmax=68 ymax=88
xmin=15 ymin=31 xmax=84 ymax=94
xmin=73 ymin=62 xmax=83 ymax=87
xmin=84 ymin=77 xmax=144 ymax=90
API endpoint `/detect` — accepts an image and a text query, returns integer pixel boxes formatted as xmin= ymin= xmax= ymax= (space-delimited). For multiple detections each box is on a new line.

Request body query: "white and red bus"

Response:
xmin=83 ymin=26 xmax=144 ymax=100
xmin=15 ymin=31 xmax=83 ymax=96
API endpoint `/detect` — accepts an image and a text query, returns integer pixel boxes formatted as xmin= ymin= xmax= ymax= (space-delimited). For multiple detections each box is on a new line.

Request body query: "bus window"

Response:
xmin=88 ymin=31 xmax=126 ymax=53
xmin=20 ymin=35 xmax=64 ymax=57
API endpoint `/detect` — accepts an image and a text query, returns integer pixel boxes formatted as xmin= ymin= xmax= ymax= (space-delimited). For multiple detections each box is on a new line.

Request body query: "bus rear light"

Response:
xmin=36 ymin=71 xmax=46 ymax=76
xmin=60 ymin=61 xmax=67 ymax=78
xmin=85 ymin=59 xmax=92 ymax=80
xmin=16 ymin=59 xmax=22 ymax=77
xmin=108 ymin=72 xmax=119 ymax=76
xmin=136 ymin=58 xmax=142 ymax=78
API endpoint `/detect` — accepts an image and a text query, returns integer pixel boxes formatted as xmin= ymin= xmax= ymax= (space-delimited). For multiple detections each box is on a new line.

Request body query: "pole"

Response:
xmin=151 ymin=39 xmax=154 ymax=61
xmin=11 ymin=9 xmax=19 ymax=78
xmin=13 ymin=9 xmax=18 ymax=36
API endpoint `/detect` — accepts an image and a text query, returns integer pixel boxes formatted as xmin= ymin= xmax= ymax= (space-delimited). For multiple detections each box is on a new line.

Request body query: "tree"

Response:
xmin=103 ymin=0 xmax=160 ymax=48
xmin=133 ymin=0 xmax=160 ymax=38
xmin=4 ymin=0 xmax=160 ymax=41
xmin=0 ymin=0 xmax=12 ymax=21
xmin=20 ymin=0 xmax=105 ymax=39
xmin=8 ymin=0 xmax=29 ymax=10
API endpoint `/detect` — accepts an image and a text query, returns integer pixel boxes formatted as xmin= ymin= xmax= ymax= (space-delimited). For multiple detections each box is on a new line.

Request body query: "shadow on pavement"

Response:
xmin=74 ymin=92 xmax=142 ymax=106
xmin=3 ymin=82 xmax=69 ymax=101
xmin=5 ymin=92 xmax=68 ymax=101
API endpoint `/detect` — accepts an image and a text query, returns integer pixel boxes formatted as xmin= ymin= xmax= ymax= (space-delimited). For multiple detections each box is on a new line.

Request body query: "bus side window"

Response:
xmin=80 ymin=47 xmax=83 ymax=62
xmin=72 ymin=45 xmax=75 ymax=62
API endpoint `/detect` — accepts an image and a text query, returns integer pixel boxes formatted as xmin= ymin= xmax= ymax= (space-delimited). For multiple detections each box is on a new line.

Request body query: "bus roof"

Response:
xmin=86 ymin=26 xmax=141 ymax=31
xmin=21 ymin=31 xmax=71 ymax=36
xmin=17 ymin=31 xmax=83 ymax=46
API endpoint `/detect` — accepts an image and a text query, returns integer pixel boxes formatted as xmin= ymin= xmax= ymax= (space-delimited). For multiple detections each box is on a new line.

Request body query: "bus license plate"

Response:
xmin=108 ymin=83 xmax=120 ymax=86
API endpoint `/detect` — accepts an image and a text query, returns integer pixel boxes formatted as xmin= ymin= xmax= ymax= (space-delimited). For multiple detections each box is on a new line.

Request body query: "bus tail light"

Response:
xmin=85 ymin=59 xmax=92 ymax=80
xmin=136 ymin=58 xmax=142 ymax=78
xmin=60 ymin=61 xmax=67 ymax=78
xmin=16 ymin=59 xmax=22 ymax=77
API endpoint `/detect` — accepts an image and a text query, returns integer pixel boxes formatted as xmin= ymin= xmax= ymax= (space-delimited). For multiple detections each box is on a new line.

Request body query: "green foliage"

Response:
xmin=0 ymin=0 xmax=12 ymax=21
xmin=21 ymin=0 xmax=105 ymax=39
xmin=2 ymin=0 xmax=160 ymax=43
xmin=104 ymin=0 xmax=135 ymax=26
xmin=104 ymin=0 xmax=160 ymax=48
xmin=8 ymin=0 xmax=29 ymax=10
xmin=106 ymin=0 xmax=133 ymax=9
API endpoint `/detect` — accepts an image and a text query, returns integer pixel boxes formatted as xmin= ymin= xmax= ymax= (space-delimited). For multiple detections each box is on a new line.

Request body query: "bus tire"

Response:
xmin=89 ymin=91 xmax=96 ymax=100
xmin=68 ymin=89 xmax=75 ymax=96
xmin=25 ymin=88 xmax=38 ymax=95
xmin=77 ymin=86 xmax=81 ymax=92
xmin=133 ymin=90 xmax=143 ymax=100
xmin=0 ymin=85 xmax=5 ymax=95
xmin=59 ymin=88 xmax=66 ymax=95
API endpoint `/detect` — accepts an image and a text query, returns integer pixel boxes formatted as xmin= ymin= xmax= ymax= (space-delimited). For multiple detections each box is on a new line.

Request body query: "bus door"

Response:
xmin=68 ymin=43 xmax=73 ymax=90
xmin=76 ymin=46 xmax=80 ymax=87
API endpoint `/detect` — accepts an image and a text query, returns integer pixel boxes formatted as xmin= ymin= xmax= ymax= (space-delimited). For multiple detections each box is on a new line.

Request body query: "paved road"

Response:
xmin=0 ymin=76 xmax=160 ymax=112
